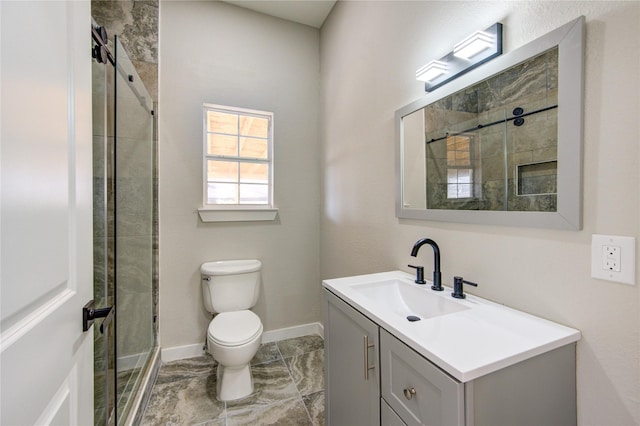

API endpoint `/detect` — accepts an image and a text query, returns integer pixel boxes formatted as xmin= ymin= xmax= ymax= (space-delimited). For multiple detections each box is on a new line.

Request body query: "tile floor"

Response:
xmin=141 ymin=335 xmax=324 ymax=425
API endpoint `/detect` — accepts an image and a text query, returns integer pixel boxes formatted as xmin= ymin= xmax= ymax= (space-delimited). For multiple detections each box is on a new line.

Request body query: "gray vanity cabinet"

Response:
xmin=325 ymin=288 xmax=577 ymax=426
xmin=380 ymin=329 xmax=463 ymax=426
xmin=324 ymin=290 xmax=380 ymax=426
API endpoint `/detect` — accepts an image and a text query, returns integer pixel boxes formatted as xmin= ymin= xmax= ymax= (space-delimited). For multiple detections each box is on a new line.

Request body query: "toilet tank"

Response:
xmin=201 ymin=259 xmax=261 ymax=313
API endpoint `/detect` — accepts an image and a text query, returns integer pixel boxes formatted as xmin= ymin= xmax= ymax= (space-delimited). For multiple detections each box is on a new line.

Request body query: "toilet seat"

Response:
xmin=208 ymin=310 xmax=262 ymax=347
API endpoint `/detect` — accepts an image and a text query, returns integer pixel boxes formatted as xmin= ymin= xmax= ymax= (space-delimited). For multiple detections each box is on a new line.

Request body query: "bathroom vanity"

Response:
xmin=323 ymin=271 xmax=580 ymax=425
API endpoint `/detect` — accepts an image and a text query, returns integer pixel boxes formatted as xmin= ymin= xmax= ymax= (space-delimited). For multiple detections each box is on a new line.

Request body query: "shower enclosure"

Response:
xmin=92 ymin=27 xmax=157 ymax=425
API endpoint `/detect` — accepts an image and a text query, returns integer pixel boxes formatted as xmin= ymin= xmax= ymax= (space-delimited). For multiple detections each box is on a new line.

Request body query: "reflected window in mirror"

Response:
xmin=446 ymin=135 xmax=475 ymax=199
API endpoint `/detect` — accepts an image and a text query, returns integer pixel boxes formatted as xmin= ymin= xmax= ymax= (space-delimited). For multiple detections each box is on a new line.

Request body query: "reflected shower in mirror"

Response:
xmin=396 ymin=16 xmax=584 ymax=230
xmin=404 ymin=47 xmax=558 ymax=213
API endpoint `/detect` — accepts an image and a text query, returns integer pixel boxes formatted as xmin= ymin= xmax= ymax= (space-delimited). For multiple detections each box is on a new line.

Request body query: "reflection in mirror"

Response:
xmin=397 ymin=17 xmax=584 ymax=230
xmin=410 ymin=47 xmax=558 ymax=212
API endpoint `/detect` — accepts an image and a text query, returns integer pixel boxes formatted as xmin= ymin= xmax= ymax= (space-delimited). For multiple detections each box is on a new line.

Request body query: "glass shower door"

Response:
xmin=93 ymin=26 xmax=156 ymax=425
xmin=113 ymin=36 xmax=156 ymax=422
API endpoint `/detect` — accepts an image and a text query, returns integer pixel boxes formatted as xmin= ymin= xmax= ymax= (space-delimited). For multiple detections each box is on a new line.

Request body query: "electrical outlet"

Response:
xmin=602 ymin=245 xmax=621 ymax=272
xmin=591 ymin=235 xmax=636 ymax=285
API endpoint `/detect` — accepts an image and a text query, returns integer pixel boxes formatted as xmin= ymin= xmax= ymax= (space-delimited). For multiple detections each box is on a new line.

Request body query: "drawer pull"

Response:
xmin=363 ymin=335 xmax=375 ymax=380
xmin=403 ymin=387 xmax=417 ymax=400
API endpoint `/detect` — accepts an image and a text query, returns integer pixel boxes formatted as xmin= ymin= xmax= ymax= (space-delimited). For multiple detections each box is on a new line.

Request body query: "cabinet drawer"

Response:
xmin=380 ymin=329 xmax=463 ymax=426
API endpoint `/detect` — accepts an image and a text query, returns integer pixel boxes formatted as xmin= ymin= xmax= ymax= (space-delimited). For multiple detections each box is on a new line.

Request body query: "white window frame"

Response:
xmin=198 ymin=104 xmax=278 ymax=222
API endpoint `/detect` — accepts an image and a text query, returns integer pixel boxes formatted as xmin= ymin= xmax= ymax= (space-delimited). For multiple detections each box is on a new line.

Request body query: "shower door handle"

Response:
xmin=82 ymin=300 xmax=114 ymax=334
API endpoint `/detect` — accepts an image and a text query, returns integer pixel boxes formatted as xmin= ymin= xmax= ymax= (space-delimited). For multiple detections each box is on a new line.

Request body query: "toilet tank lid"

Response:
xmin=201 ymin=259 xmax=261 ymax=276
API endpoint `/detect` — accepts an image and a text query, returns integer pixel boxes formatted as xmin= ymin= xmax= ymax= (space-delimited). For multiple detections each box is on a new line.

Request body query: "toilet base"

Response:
xmin=216 ymin=363 xmax=254 ymax=401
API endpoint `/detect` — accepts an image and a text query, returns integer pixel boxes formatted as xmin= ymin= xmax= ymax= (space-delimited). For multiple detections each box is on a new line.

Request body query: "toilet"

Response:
xmin=201 ymin=259 xmax=263 ymax=401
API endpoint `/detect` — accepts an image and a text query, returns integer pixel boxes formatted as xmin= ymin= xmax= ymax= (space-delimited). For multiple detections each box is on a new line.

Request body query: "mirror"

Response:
xmin=396 ymin=16 xmax=584 ymax=230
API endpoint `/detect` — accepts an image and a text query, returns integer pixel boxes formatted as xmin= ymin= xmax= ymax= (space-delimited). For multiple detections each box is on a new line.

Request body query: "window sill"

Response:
xmin=198 ymin=207 xmax=279 ymax=223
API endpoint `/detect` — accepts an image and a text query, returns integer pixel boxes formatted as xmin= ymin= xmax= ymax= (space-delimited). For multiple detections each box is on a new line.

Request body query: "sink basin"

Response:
xmin=323 ymin=270 xmax=581 ymax=382
xmin=352 ymin=279 xmax=469 ymax=320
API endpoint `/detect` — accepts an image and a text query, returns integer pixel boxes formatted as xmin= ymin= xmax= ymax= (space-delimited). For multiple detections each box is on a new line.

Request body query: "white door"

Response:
xmin=1 ymin=1 xmax=94 ymax=425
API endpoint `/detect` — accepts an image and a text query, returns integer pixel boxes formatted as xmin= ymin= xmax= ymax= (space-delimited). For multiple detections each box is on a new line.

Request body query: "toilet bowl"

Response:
xmin=201 ymin=260 xmax=263 ymax=401
xmin=207 ymin=310 xmax=263 ymax=401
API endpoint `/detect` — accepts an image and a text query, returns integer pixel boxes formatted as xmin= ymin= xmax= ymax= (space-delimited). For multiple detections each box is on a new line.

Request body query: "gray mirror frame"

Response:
xmin=396 ymin=16 xmax=585 ymax=230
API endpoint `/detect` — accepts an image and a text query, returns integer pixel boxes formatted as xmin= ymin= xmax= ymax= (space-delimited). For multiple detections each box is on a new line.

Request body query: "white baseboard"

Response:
xmin=161 ymin=321 xmax=324 ymax=363
xmin=261 ymin=321 xmax=324 ymax=343
xmin=161 ymin=342 xmax=206 ymax=363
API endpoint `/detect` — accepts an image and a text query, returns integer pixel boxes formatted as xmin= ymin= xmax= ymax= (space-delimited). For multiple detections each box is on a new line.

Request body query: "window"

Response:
xmin=446 ymin=134 xmax=475 ymax=199
xmin=203 ymin=104 xmax=274 ymax=208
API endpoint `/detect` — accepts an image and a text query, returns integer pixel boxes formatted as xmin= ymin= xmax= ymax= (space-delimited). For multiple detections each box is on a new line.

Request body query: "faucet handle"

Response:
xmin=407 ymin=265 xmax=426 ymax=284
xmin=452 ymin=276 xmax=478 ymax=299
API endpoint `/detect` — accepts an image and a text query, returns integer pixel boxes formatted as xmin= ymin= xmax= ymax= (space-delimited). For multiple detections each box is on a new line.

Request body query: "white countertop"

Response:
xmin=323 ymin=270 xmax=581 ymax=383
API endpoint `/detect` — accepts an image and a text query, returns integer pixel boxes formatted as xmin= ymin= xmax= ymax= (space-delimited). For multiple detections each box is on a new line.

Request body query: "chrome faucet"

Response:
xmin=410 ymin=238 xmax=443 ymax=291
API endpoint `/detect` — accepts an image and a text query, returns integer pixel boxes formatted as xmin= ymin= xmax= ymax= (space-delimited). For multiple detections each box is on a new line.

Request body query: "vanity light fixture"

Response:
xmin=453 ymin=30 xmax=495 ymax=60
xmin=416 ymin=22 xmax=503 ymax=92
xmin=416 ymin=60 xmax=448 ymax=82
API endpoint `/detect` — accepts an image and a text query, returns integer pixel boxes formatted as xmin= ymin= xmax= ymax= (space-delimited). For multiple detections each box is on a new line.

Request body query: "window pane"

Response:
xmin=239 ymin=184 xmax=268 ymax=204
xmin=458 ymin=183 xmax=472 ymax=198
xmin=455 ymin=150 xmax=470 ymax=165
xmin=456 ymin=138 xmax=470 ymax=151
xmin=207 ymin=111 xmax=238 ymax=134
xmin=240 ymin=163 xmax=269 ymax=184
xmin=457 ymin=169 xmax=472 ymax=183
xmin=239 ymin=137 xmax=268 ymax=159
xmin=239 ymin=116 xmax=268 ymax=138
xmin=207 ymin=134 xmax=238 ymax=156
xmin=207 ymin=160 xmax=238 ymax=182
xmin=447 ymin=184 xmax=458 ymax=198
xmin=447 ymin=150 xmax=456 ymax=166
xmin=207 ymin=182 xmax=238 ymax=204
xmin=447 ymin=169 xmax=458 ymax=184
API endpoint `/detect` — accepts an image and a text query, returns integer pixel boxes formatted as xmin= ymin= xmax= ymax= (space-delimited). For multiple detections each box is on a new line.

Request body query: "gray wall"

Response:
xmin=320 ymin=1 xmax=639 ymax=424
xmin=159 ymin=2 xmax=321 ymax=349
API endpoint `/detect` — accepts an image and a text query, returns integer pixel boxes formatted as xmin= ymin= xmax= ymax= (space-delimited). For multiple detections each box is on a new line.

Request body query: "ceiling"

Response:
xmin=221 ymin=0 xmax=337 ymax=28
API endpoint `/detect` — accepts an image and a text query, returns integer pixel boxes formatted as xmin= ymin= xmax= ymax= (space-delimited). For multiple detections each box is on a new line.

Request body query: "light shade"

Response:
xmin=416 ymin=23 xmax=502 ymax=92
xmin=416 ymin=60 xmax=448 ymax=82
xmin=453 ymin=31 xmax=495 ymax=60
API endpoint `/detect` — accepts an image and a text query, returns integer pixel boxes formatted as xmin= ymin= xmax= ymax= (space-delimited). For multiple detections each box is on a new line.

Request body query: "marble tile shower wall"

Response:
xmin=92 ymin=1 xmax=158 ymax=101
xmin=425 ymin=48 xmax=559 ymax=212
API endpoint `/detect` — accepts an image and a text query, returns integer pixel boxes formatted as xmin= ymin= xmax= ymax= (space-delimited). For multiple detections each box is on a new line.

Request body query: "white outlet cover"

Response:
xmin=591 ymin=234 xmax=636 ymax=285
